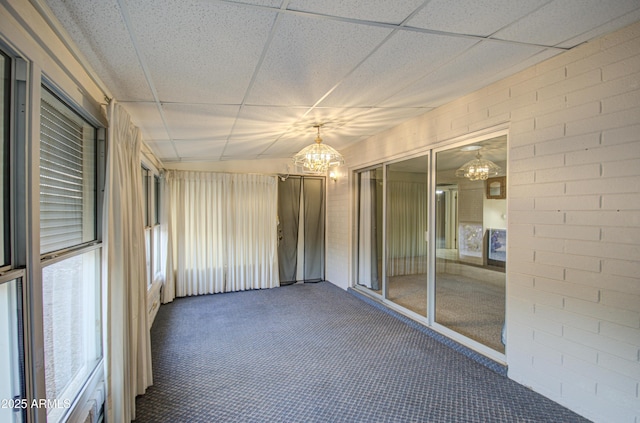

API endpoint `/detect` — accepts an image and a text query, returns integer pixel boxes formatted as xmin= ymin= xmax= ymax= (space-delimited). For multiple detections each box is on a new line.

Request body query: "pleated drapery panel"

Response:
xmin=103 ymin=100 xmax=152 ymax=423
xmin=167 ymin=171 xmax=279 ymax=296
xmin=357 ymin=170 xmax=379 ymax=290
xmin=386 ymin=180 xmax=428 ymax=276
xmin=159 ymin=172 xmax=175 ymax=303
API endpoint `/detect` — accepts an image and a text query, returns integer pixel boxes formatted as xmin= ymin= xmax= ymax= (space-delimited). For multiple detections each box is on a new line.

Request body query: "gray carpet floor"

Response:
xmin=386 ymin=273 xmax=505 ymax=353
xmin=134 ymin=282 xmax=589 ymax=423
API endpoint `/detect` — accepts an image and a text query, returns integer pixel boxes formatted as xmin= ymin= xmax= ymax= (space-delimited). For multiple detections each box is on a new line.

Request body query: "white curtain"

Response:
xmin=102 ymin=100 xmax=152 ymax=422
xmin=386 ymin=179 xmax=428 ymax=276
xmin=166 ymin=171 xmax=279 ymax=296
xmin=357 ymin=170 xmax=379 ymax=289
xmin=159 ymin=172 xmax=175 ymax=303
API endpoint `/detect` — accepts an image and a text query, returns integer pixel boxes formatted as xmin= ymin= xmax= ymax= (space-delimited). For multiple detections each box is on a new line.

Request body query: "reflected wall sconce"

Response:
xmin=329 ymin=171 xmax=337 ymax=182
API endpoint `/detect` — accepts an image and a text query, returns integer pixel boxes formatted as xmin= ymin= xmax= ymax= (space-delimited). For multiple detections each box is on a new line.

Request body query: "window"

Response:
xmin=1 ymin=50 xmax=9 ymax=267
xmin=0 ymin=278 xmax=24 ymax=423
xmin=0 ymin=48 xmax=26 ymax=423
xmin=141 ymin=166 xmax=149 ymax=227
xmin=153 ymin=175 xmax=162 ymax=277
xmin=39 ymin=86 xmax=102 ymax=423
xmin=40 ymin=88 xmax=96 ymax=254
xmin=142 ymin=166 xmax=161 ymax=287
xmin=142 ymin=166 xmax=151 ymax=285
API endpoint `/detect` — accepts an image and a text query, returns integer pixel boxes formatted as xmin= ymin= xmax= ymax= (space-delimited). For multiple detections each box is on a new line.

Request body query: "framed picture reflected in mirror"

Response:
xmin=486 ymin=176 xmax=506 ymax=199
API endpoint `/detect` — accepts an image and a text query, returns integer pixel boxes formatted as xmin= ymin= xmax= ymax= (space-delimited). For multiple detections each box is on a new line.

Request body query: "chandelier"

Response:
xmin=292 ymin=125 xmax=344 ymax=174
xmin=455 ymin=151 xmax=501 ymax=181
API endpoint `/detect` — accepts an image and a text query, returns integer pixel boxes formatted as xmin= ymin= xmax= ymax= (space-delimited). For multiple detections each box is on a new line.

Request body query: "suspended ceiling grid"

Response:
xmin=36 ymin=0 xmax=640 ymax=163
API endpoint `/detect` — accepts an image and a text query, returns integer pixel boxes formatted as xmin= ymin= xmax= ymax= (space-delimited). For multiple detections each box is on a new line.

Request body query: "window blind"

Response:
xmin=40 ymin=89 xmax=95 ymax=254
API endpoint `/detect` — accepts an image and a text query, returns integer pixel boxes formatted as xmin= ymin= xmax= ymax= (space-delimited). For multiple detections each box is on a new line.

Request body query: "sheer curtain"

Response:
xmin=167 ymin=171 xmax=279 ymax=296
xmin=159 ymin=172 xmax=175 ymax=303
xmin=102 ymin=100 xmax=152 ymax=422
xmin=386 ymin=180 xmax=428 ymax=276
xmin=358 ymin=170 xmax=379 ymax=289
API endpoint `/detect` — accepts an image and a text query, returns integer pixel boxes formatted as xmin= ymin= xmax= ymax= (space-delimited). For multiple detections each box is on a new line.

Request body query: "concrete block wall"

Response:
xmin=326 ymin=21 xmax=640 ymax=423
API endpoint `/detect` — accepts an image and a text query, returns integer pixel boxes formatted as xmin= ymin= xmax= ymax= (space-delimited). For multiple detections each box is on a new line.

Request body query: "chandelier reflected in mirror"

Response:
xmin=455 ymin=150 xmax=501 ymax=181
xmin=293 ymin=125 xmax=345 ymax=174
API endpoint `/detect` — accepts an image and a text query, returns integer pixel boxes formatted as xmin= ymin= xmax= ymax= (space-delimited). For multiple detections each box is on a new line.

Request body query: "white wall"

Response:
xmin=164 ymin=157 xmax=292 ymax=174
xmin=483 ymin=198 xmax=507 ymax=230
xmin=326 ymin=21 xmax=640 ymax=423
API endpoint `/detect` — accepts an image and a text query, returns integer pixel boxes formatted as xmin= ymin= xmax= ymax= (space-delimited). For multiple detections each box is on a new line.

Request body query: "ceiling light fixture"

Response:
xmin=293 ymin=125 xmax=345 ymax=174
xmin=455 ymin=151 xmax=501 ymax=181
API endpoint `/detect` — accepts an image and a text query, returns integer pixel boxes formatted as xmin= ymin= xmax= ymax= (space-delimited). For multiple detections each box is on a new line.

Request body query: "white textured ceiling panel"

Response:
xmin=173 ymin=139 xmax=228 ymax=158
xmin=146 ymin=140 xmax=179 ymax=161
xmin=230 ymin=105 xmax=309 ymax=140
xmin=379 ymin=41 xmax=549 ymax=108
xmin=128 ymin=0 xmax=277 ymax=104
xmin=259 ymin=133 xmax=364 ymax=158
xmin=319 ymin=31 xmax=478 ymax=107
xmin=334 ymin=107 xmax=432 ymax=138
xmin=40 ymin=0 xmax=640 ymax=164
xmin=244 ymin=12 xmax=392 ymax=106
xmin=44 ymin=0 xmax=153 ymax=102
xmin=494 ymin=0 xmax=640 ymax=48
xmin=222 ymin=138 xmax=277 ymax=159
xmin=161 ymin=103 xmax=240 ymax=139
xmin=121 ymin=102 xmax=167 ymax=140
xmin=257 ymin=136 xmax=311 ymax=157
xmin=287 ymin=0 xmax=426 ymax=25
xmin=407 ymin=0 xmax=549 ymax=37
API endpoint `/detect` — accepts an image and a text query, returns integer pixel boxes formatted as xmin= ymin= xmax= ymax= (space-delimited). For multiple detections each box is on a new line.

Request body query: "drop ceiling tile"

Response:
xmin=222 ymin=138 xmax=277 ymax=159
xmin=559 ymin=9 xmax=640 ymax=48
xmin=45 ymin=0 xmax=154 ymax=101
xmin=286 ymin=0 xmax=425 ymax=24
xmin=146 ymin=140 xmax=179 ymax=162
xmin=335 ymin=107 xmax=431 ymax=139
xmin=128 ymin=0 xmax=277 ymax=104
xmin=230 ymin=105 xmax=309 ymax=140
xmin=493 ymin=0 xmax=640 ymax=48
xmin=259 ymin=132 xmax=364 ymax=159
xmin=161 ymin=103 xmax=240 ymax=139
xmin=320 ymin=31 xmax=478 ymax=107
xmin=407 ymin=0 xmax=548 ymax=37
xmin=380 ymin=41 xmax=550 ymax=108
xmin=245 ymin=13 xmax=392 ymax=106
xmin=232 ymin=0 xmax=284 ymax=7
xmin=121 ymin=102 xmax=168 ymax=140
xmin=258 ymin=136 xmax=318 ymax=157
xmin=173 ymin=139 xmax=227 ymax=158
xmin=288 ymin=107 xmax=369 ymax=134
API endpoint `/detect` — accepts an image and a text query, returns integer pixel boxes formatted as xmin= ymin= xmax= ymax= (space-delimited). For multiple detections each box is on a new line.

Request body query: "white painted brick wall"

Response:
xmin=326 ymin=21 xmax=640 ymax=423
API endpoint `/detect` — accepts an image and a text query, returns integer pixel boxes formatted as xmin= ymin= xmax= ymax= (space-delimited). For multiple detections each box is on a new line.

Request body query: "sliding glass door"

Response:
xmin=354 ymin=133 xmax=507 ymax=357
xmin=355 ymin=154 xmax=429 ymax=318
xmin=355 ymin=167 xmax=383 ymax=294
xmin=385 ymin=155 xmax=429 ymax=317
xmin=434 ymin=136 xmax=507 ymax=354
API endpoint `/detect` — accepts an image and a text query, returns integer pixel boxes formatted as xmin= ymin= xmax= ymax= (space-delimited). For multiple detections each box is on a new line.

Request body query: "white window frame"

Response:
xmin=141 ymin=158 xmax=161 ymax=290
xmin=36 ymin=78 xmax=106 ymax=423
